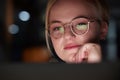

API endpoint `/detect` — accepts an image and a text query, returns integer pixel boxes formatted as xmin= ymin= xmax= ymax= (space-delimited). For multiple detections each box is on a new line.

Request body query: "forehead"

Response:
xmin=49 ymin=0 xmax=99 ymax=23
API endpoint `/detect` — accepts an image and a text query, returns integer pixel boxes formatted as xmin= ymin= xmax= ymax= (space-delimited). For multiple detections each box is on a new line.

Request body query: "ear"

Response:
xmin=100 ymin=22 xmax=108 ymax=40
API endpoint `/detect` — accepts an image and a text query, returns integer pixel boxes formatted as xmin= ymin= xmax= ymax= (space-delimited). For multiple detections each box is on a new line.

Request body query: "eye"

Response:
xmin=53 ymin=26 xmax=64 ymax=33
xmin=76 ymin=23 xmax=88 ymax=30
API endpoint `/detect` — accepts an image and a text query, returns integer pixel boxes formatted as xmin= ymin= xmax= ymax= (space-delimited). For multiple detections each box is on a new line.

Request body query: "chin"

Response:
xmin=60 ymin=53 xmax=76 ymax=63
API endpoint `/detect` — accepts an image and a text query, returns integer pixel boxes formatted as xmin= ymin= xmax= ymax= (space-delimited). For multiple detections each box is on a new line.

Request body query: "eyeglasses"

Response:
xmin=48 ymin=16 xmax=100 ymax=39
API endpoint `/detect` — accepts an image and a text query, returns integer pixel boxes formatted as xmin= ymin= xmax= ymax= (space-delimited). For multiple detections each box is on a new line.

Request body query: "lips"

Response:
xmin=64 ymin=44 xmax=81 ymax=50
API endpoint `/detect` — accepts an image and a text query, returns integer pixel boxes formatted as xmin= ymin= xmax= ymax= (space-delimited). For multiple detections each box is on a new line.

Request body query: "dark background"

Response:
xmin=0 ymin=0 xmax=120 ymax=63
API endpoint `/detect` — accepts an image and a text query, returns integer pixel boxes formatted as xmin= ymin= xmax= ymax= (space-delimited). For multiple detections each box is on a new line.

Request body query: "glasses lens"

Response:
xmin=72 ymin=18 xmax=89 ymax=35
xmin=49 ymin=23 xmax=64 ymax=38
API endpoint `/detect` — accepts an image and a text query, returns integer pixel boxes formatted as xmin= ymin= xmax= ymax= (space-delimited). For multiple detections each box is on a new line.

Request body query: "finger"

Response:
xmin=87 ymin=44 xmax=102 ymax=63
xmin=75 ymin=46 xmax=88 ymax=63
xmin=82 ymin=49 xmax=88 ymax=63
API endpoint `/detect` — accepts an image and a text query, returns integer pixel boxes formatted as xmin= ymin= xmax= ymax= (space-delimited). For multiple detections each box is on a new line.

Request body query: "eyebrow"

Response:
xmin=50 ymin=20 xmax=62 ymax=24
xmin=72 ymin=15 xmax=89 ymax=20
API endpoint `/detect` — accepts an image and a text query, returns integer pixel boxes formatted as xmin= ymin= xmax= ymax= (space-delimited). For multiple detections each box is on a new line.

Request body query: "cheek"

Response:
xmin=90 ymin=25 xmax=100 ymax=34
xmin=51 ymin=38 xmax=64 ymax=53
xmin=87 ymin=23 xmax=101 ymax=41
xmin=76 ymin=24 xmax=101 ymax=43
xmin=92 ymin=23 xmax=101 ymax=36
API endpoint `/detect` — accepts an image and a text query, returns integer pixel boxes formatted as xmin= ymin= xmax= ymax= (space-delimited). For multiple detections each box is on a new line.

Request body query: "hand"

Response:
xmin=74 ymin=43 xmax=102 ymax=63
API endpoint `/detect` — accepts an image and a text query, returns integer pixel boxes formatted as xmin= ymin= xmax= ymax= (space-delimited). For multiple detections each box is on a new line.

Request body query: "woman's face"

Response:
xmin=48 ymin=0 xmax=103 ymax=63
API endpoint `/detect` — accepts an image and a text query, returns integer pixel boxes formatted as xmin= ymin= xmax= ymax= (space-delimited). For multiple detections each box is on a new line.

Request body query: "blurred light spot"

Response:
xmin=19 ymin=11 xmax=30 ymax=21
xmin=8 ymin=24 xmax=19 ymax=34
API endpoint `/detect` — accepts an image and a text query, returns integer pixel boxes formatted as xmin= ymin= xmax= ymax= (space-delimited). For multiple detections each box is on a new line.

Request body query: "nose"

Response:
xmin=64 ymin=24 xmax=76 ymax=39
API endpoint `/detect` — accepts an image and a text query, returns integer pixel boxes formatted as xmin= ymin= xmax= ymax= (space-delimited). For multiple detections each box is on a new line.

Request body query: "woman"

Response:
xmin=45 ymin=0 xmax=109 ymax=63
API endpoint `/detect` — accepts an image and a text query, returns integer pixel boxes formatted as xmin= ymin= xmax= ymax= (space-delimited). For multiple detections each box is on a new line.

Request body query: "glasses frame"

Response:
xmin=47 ymin=16 xmax=101 ymax=39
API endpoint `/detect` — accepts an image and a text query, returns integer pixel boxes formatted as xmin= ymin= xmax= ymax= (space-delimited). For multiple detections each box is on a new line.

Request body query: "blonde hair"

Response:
xmin=45 ymin=0 xmax=56 ymax=55
xmin=45 ymin=0 xmax=109 ymax=55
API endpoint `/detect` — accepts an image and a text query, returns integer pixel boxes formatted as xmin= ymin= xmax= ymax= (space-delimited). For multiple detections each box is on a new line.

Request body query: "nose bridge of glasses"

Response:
xmin=63 ymin=22 xmax=72 ymax=32
xmin=63 ymin=22 xmax=76 ymax=36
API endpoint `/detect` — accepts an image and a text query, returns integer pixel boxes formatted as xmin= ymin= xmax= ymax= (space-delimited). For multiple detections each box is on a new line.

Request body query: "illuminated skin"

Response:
xmin=48 ymin=0 xmax=107 ymax=63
